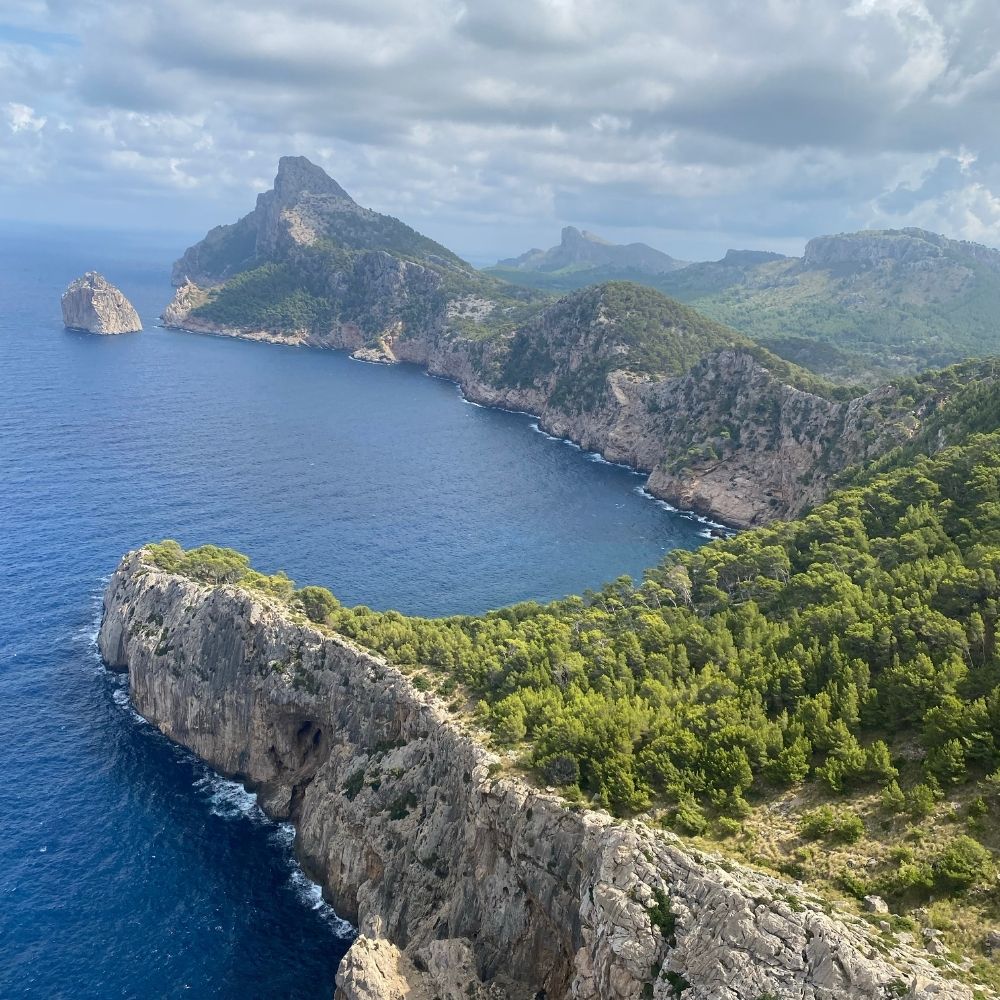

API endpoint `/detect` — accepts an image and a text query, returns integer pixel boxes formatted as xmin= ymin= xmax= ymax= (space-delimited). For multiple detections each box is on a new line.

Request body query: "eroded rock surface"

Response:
xmin=98 ymin=551 xmax=990 ymax=1000
xmin=61 ymin=272 xmax=142 ymax=334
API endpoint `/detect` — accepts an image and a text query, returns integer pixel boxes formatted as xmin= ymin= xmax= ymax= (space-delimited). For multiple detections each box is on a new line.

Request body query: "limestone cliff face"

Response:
xmin=99 ymin=551 xmax=984 ymax=1000
xmin=61 ymin=272 xmax=142 ymax=334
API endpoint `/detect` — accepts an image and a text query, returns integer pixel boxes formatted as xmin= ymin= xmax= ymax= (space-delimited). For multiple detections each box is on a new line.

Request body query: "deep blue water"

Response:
xmin=0 ymin=226 xmax=707 ymax=998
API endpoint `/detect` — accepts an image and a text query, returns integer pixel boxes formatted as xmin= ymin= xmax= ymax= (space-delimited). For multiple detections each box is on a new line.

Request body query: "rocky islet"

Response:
xmin=61 ymin=271 xmax=142 ymax=335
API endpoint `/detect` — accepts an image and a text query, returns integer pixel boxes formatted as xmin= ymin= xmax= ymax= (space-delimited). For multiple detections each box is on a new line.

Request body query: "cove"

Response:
xmin=0 ymin=226 xmax=707 ymax=997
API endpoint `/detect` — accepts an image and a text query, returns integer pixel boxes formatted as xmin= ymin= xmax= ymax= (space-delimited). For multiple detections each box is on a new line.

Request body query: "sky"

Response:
xmin=2 ymin=0 xmax=999 ymax=263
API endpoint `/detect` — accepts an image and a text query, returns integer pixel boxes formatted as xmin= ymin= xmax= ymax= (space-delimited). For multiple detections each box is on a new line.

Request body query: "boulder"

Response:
xmin=863 ymin=895 xmax=890 ymax=914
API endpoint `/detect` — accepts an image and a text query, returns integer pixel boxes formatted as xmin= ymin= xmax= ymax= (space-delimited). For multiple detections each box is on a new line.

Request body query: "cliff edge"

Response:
xmin=98 ymin=550 xmax=987 ymax=1000
xmin=61 ymin=272 xmax=142 ymax=334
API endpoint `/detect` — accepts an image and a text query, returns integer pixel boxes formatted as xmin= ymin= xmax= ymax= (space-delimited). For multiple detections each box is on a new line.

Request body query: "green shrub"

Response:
xmin=932 ymin=835 xmax=993 ymax=892
xmin=906 ymin=783 xmax=938 ymax=820
xmin=296 ymin=585 xmax=340 ymax=624
xmin=880 ymin=780 xmax=906 ymax=814
xmin=799 ymin=806 xmax=864 ymax=844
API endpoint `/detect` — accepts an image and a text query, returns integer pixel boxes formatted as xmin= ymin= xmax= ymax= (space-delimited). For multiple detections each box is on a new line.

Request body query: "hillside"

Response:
xmin=165 ymin=159 xmax=992 ymax=528
xmin=492 ymin=225 xmax=688 ymax=278
xmin=130 ymin=370 xmax=1000 ymax=992
xmin=492 ymin=228 xmax=1000 ymax=380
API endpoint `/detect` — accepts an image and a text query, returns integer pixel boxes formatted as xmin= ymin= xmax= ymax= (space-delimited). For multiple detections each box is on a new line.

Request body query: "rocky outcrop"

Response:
xmin=99 ymin=551 xmax=990 ymax=1000
xmin=61 ymin=272 xmax=142 ymax=334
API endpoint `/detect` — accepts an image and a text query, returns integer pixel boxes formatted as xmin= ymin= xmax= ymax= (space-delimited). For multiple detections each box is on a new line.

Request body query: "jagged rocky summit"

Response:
xmin=61 ymin=272 xmax=142 ymax=334
xmin=98 ymin=549 xmax=992 ymax=1000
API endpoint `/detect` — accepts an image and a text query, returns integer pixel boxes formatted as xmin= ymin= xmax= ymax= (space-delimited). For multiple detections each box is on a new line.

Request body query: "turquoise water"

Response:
xmin=0 ymin=226 xmax=707 ymax=997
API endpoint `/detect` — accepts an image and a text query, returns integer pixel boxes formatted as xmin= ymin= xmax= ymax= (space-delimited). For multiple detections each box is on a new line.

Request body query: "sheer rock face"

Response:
xmin=61 ymin=272 xmax=142 ymax=334
xmin=99 ymin=551 xmax=987 ymax=1000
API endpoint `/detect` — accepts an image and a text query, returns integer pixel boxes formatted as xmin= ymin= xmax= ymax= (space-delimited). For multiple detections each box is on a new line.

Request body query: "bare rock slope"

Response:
xmin=99 ymin=550 xmax=989 ymax=1000
xmin=61 ymin=272 xmax=142 ymax=334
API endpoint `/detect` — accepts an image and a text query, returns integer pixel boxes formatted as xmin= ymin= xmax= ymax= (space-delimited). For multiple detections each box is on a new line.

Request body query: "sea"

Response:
xmin=0 ymin=224 xmax=709 ymax=998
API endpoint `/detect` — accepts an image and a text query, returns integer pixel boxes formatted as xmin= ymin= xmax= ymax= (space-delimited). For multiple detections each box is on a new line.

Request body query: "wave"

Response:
xmin=348 ymin=355 xmax=391 ymax=367
xmin=190 ymin=771 xmax=354 ymax=937
xmin=632 ymin=486 xmax=735 ymax=536
xmin=529 ymin=421 xmax=582 ymax=450
xmin=587 ymin=452 xmax=642 ymax=473
xmin=193 ymin=772 xmax=264 ymax=822
xmin=288 ymin=868 xmax=356 ymax=938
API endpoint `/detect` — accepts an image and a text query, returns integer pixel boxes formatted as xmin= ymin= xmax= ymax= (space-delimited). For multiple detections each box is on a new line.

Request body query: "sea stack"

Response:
xmin=61 ymin=272 xmax=142 ymax=334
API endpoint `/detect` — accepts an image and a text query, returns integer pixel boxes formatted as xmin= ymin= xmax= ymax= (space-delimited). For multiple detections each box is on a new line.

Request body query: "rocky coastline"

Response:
xmin=98 ymin=549 xmax=989 ymax=1000
xmin=161 ymin=288 xmax=926 ymax=529
xmin=159 ymin=157 xmax=943 ymax=530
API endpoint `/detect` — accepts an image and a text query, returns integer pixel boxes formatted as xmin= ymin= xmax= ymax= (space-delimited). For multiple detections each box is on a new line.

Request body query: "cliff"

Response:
xmin=98 ymin=550 xmax=987 ymax=1000
xmin=164 ymin=265 xmax=928 ymax=527
xmin=61 ymin=271 xmax=142 ymax=334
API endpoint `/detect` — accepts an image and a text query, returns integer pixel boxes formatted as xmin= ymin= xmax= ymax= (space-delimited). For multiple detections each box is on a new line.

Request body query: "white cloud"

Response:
xmin=6 ymin=102 xmax=46 ymax=132
xmin=0 ymin=0 xmax=998 ymax=259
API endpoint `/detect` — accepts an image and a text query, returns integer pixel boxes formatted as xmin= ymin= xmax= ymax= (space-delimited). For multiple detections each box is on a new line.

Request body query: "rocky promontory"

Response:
xmin=61 ymin=272 xmax=142 ymax=334
xmin=161 ymin=157 xmax=985 ymax=529
xmin=98 ymin=549 xmax=990 ymax=1000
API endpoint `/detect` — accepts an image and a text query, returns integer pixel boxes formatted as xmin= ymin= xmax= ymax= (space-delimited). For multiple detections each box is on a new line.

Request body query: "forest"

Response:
xmin=146 ymin=374 xmax=1000 ymax=911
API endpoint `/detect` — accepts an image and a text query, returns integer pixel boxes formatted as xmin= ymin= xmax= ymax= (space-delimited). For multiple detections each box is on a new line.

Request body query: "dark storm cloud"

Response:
xmin=1 ymin=0 xmax=999 ymax=259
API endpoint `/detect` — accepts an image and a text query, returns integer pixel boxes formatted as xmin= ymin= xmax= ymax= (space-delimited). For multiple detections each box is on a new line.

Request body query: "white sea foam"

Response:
xmin=633 ymin=485 xmax=679 ymax=513
xmin=110 ymin=681 xmax=149 ymax=725
xmin=288 ymin=868 xmax=356 ymax=938
xmin=272 ymin=822 xmax=296 ymax=849
xmin=79 ymin=576 xmax=111 ymax=670
xmin=193 ymin=773 xmax=263 ymax=821
xmin=528 ymin=422 xmax=584 ymax=450
xmin=632 ymin=486 xmax=734 ymax=535
xmin=588 ymin=452 xmax=640 ymax=472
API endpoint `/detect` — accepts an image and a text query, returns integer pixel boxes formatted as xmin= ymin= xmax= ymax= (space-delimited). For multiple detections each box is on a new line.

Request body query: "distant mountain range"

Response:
xmin=494 ymin=226 xmax=688 ymax=276
xmin=489 ymin=228 xmax=1000 ymax=378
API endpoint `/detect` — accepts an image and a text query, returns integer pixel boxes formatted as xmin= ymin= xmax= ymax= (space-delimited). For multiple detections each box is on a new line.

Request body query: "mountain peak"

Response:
xmin=172 ymin=155 xmax=465 ymax=286
xmin=272 ymin=155 xmax=355 ymax=204
xmin=561 ymin=226 xmax=611 ymax=247
xmin=497 ymin=228 xmax=688 ymax=275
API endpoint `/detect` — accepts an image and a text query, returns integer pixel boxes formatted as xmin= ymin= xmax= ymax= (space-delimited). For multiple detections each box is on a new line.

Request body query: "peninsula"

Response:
xmin=100 ymin=544 xmax=991 ymax=1000
xmin=162 ymin=157 xmax=988 ymax=528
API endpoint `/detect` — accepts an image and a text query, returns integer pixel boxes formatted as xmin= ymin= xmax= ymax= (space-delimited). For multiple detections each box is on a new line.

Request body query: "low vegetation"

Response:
xmin=489 ymin=230 xmax=1000 ymax=382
